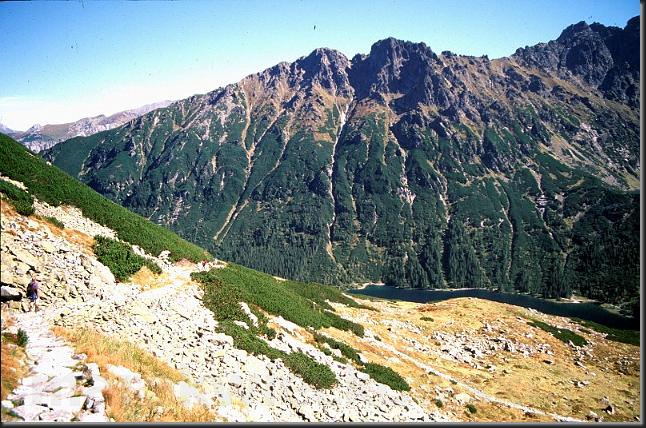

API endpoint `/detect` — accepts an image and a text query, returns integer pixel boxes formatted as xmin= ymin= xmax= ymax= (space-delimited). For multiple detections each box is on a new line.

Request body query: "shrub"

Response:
xmin=93 ymin=236 xmax=161 ymax=281
xmin=192 ymin=263 xmax=364 ymax=336
xmin=284 ymin=352 xmax=337 ymax=389
xmin=571 ymin=318 xmax=639 ymax=346
xmin=218 ymin=321 xmax=336 ymax=389
xmin=434 ymin=399 xmax=443 ymax=408
xmin=0 ymin=179 xmax=34 ymax=216
xmin=360 ymin=363 xmax=410 ymax=391
xmin=466 ymin=403 xmax=477 ymax=414
xmin=16 ymin=329 xmax=28 ymax=347
xmin=528 ymin=320 xmax=587 ymax=347
xmin=313 ymin=332 xmax=362 ymax=364
xmin=43 ymin=216 xmax=64 ymax=229
xmin=420 ymin=316 xmax=434 ymax=322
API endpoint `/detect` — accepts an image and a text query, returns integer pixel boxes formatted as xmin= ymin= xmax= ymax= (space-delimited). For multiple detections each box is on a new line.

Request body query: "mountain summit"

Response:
xmin=44 ymin=17 xmax=639 ymax=309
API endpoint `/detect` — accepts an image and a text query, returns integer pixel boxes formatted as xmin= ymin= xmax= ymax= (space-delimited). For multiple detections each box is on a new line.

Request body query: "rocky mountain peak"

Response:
xmin=556 ymin=20 xmax=593 ymax=41
xmin=512 ymin=15 xmax=639 ymax=106
xmin=294 ymin=47 xmax=352 ymax=95
xmin=349 ymin=37 xmax=440 ymax=106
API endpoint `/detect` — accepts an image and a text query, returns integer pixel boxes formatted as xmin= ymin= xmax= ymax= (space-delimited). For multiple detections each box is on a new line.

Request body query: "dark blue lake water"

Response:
xmin=349 ymin=286 xmax=639 ymax=330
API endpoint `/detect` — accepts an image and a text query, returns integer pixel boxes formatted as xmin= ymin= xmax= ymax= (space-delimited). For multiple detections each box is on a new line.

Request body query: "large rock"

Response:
xmin=1 ymin=285 xmax=22 ymax=300
xmin=9 ymin=248 xmax=41 ymax=270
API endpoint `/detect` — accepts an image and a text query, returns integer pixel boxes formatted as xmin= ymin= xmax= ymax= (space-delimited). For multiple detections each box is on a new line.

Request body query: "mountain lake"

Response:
xmin=349 ymin=285 xmax=639 ymax=330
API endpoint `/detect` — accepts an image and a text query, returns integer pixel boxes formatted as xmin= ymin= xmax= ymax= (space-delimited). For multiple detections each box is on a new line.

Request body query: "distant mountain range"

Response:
xmin=3 ymin=100 xmax=172 ymax=152
xmin=44 ymin=16 xmax=639 ymax=308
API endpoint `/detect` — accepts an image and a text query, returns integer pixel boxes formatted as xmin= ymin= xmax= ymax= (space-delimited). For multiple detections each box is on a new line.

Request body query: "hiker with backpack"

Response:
xmin=26 ymin=274 xmax=39 ymax=312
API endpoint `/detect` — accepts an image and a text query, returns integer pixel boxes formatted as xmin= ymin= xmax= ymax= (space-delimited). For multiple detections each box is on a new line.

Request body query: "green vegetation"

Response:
xmin=572 ymin=318 xmax=639 ymax=346
xmin=0 ymin=134 xmax=209 ymax=262
xmin=466 ymin=403 xmax=477 ymax=414
xmin=361 ymin=363 xmax=410 ymax=391
xmin=283 ymin=351 xmax=337 ymax=389
xmin=434 ymin=399 xmax=443 ymax=408
xmin=420 ymin=316 xmax=434 ymax=322
xmin=37 ymin=64 xmax=639 ymax=309
xmin=0 ymin=178 xmax=34 ymax=216
xmin=43 ymin=216 xmax=64 ymax=229
xmin=528 ymin=320 xmax=587 ymax=347
xmin=312 ymin=332 xmax=362 ymax=364
xmin=192 ymin=263 xmax=364 ymax=336
xmin=16 ymin=329 xmax=28 ymax=347
xmin=192 ymin=264 xmax=410 ymax=391
xmin=92 ymin=236 xmax=162 ymax=281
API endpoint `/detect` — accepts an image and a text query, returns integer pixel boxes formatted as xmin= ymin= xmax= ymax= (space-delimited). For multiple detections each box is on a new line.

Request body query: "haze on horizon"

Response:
xmin=0 ymin=0 xmax=638 ymax=131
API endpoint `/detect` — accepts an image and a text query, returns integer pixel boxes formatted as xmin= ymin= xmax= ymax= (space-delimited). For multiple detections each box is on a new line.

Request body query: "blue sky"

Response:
xmin=0 ymin=0 xmax=639 ymax=130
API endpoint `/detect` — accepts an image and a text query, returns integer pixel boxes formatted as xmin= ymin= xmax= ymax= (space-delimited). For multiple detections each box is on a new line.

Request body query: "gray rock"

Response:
xmin=1 ymin=285 xmax=22 ymax=299
xmin=11 ymin=404 xmax=49 ymax=421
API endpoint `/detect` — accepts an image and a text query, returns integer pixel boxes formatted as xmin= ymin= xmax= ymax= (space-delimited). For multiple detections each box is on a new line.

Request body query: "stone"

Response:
xmin=173 ymin=381 xmax=211 ymax=409
xmin=1 ymin=285 xmax=22 ymax=299
xmin=604 ymin=404 xmax=615 ymax=415
xmin=78 ymin=413 xmax=110 ymax=422
xmin=228 ymin=374 xmax=243 ymax=387
xmin=43 ymin=373 xmax=78 ymax=392
xmin=38 ymin=408 xmax=76 ymax=422
xmin=587 ymin=411 xmax=600 ymax=421
xmin=454 ymin=392 xmax=472 ymax=405
xmin=10 ymin=248 xmax=40 ymax=269
xmin=41 ymin=241 xmax=56 ymax=254
xmin=356 ymin=371 xmax=370 ymax=381
xmin=11 ymin=404 xmax=49 ymax=421
xmin=1 ymin=399 xmax=14 ymax=409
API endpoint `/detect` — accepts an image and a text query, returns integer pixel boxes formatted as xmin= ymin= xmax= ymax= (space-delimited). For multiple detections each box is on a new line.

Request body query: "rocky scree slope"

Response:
xmin=0 ymin=185 xmax=449 ymax=422
xmin=43 ymin=17 xmax=639 ymax=306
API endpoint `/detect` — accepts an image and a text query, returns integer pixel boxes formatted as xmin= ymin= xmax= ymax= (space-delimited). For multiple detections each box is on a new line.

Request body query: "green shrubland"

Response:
xmin=0 ymin=178 xmax=34 ymax=216
xmin=93 ymin=236 xmax=162 ymax=281
xmin=528 ymin=319 xmax=587 ymax=347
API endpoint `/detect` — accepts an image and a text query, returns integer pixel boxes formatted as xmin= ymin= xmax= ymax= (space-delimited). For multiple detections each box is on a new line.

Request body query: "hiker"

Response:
xmin=201 ymin=259 xmax=209 ymax=271
xmin=26 ymin=274 xmax=39 ymax=312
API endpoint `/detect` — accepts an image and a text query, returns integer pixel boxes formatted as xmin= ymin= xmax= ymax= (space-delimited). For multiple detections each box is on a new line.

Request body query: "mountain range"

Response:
xmin=5 ymin=100 xmax=172 ymax=153
xmin=44 ymin=17 xmax=640 ymax=308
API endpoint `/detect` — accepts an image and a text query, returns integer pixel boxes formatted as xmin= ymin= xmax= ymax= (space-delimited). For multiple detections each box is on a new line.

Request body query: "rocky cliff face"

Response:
xmin=513 ymin=16 xmax=639 ymax=107
xmin=44 ymin=17 xmax=639 ymax=305
xmin=15 ymin=101 xmax=172 ymax=153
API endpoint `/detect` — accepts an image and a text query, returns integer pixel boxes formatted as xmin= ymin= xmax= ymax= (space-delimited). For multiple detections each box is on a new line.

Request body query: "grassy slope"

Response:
xmin=0 ymin=133 xmax=209 ymax=262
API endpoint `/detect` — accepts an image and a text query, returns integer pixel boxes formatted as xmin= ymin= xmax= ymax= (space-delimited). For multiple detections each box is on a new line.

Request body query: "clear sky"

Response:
xmin=0 ymin=0 xmax=639 ymax=130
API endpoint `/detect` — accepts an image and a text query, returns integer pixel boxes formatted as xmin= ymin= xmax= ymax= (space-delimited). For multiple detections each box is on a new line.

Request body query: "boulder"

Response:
xmin=10 ymin=404 xmax=49 ymax=421
xmin=1 ymin=286 xmax=22 ymax=300
xmin=10 ymin=248 xmax=40 ymax=270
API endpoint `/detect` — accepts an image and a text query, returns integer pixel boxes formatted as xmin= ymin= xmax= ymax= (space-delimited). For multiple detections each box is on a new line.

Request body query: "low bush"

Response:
xmin=43 ymin=216 xmax=64 ymax=229
xmin=571 ymin=318 xmax=639 ymax=346
xmin=283 ymin=352 xmax=337 ymax=389
xmin=360 ymin=363 xmax=410 ymax=391
xmin=466 ymin=403 xmax=477 ymax=414
xmin=93 ymin=236 xmax=161 ymax=281
xmin=434 ymin=399 xmax=443 ymax=408
xmin=313 ymin=332 xmax=362 ymax=364
xmin=528 ymin=320 xmax=587 ymax=347
xmin=420 ymin=316 xmax=434 ymax=322
xmin=192 ymin=263 xmax=364 ymax=336
xmin=0 ymin=179 xmax=34 ymax=216
xmin=218 ymin=321 xmax=336 ymax=389
xmin=16 ymin=329 xmax=28 ymax=347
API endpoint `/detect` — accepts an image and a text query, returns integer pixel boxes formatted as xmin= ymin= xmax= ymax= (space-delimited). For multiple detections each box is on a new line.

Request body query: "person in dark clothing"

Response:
xmin=26 ymin=274 xmax=39 ymax=312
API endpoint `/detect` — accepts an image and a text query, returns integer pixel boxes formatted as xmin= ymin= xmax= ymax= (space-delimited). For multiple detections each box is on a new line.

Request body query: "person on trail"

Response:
xmin=26 ymin=274 xmax=39 ymax=312
xmin=201 ymin=259 xmax=209 ymax=271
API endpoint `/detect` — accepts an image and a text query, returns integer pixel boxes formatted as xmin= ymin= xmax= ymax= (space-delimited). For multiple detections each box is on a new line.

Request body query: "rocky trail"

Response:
xmin=2 ymin=311 xmax=109 ymax=422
